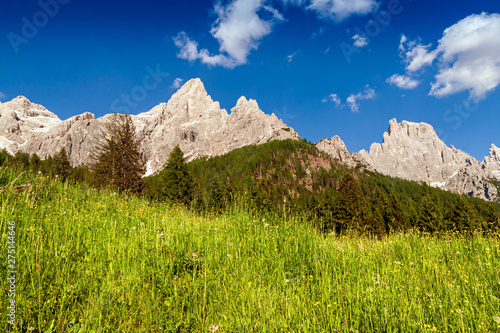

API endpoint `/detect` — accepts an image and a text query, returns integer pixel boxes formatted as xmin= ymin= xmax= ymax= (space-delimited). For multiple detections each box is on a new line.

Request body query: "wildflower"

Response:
xmin=157 ymin=297 xmax=161 ymax=301
xmin=2 ymin=288 xmax=7 ymax=293
xmin=208 ymin=324 xmax=219 ymax=332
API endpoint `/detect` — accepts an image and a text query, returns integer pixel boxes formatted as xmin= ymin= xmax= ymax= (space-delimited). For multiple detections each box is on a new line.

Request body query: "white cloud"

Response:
xmin=346 ymin=85 xmax=375 ymax=113
xmin=308 ymin=0 xmax=378 ymax=21
xmin=174 ymin=0 xmax=281 ymax=68
xmin=287 ymin=51 xmax=300 ymax=63
xmin=322 ymin=93 xmax=341 ymax=106
xmin=386 ymin=74 xmax=421 ymax=89
xmin=430 ymin=12 xmax=500 ymax=99
xmin=175 ymin=0 xmax=380 ymax=69
xmin=352 ymin=34 xmax=368 ymax=48
xmin=263 ymin=5 xmax=285 ymax=21
xmin=0 ymin=92 xmax=6 ymax=100
xmin=399 ymin=38 xmax=438 ymax=72
xmin=398 ymin=34 xmax=407 ymax=53
xmin=171 ymin=78 xmax=184 ymax=89
xmin=396 ymin=13 xmax=500 ymax=100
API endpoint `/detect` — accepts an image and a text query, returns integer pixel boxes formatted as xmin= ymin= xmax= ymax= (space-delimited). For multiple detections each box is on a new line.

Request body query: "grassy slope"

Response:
xmin=1 ymin=167 xmax=500 ymax=332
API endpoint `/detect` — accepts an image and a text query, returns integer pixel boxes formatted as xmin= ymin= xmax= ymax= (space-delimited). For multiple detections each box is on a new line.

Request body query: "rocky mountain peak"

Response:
xmin=316 ymin=135 xmax=373 ymax=171
xmin=359 ymin=118 xmax=499 ymax=201
xmin=231 ymin=96 xmax=262 ymax=116
xmin=387 ymin=118 xmax=439 ymax=142
xmin=176 ymin=78 xmax=206 ymax=96
xmin=165 ymin=78 xmax=226 ymax=121
xmin=2 ymin=95 xmax=59 ymax=121
xmin=490 ymin=144 xmax=499 ymax=160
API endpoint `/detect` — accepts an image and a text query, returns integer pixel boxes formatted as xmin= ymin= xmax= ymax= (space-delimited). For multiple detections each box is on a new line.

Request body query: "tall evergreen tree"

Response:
xmin=91 ymin=113 xmax=145 ymax=194
xmin=418 ymin=191 xmax=445 ymax=233
xmin=334 ymin=173 xmax=370 ymax=234
xmin=161 ymin=145 xmax=193 ymax=205
xmin=450 ymin=195 xmax=481 ymax=232
xmin=54 ymin=148 xmax=72 ymax=181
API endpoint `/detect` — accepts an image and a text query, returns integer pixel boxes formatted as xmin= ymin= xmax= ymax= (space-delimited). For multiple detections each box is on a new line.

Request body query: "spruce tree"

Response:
xmin=418 ymin=191 xmax=444 ymax=233
xmin=54 ymin=148 xmax=71 ymax=181
xmin=451 ymin=195 xmax=481 ymax=232
xmin=161 ymin=145 xmax=193 ymax=205
xmin=91 ymin=113 xmax=145 ymax=194
xmin=334 ymin=173 xmax=370 ymax=234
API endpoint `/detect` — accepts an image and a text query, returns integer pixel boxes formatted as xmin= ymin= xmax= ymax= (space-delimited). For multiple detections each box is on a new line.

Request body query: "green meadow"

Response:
xmin=1 ymin=168 xmax=499 ymax=332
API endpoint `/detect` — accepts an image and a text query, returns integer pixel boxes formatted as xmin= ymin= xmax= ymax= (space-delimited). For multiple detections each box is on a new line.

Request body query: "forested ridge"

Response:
xmin=2 ymin=137 xmax=499 ymax=236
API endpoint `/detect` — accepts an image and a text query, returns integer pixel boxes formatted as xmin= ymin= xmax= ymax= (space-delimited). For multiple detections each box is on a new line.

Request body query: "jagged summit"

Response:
xmin=315 ymin=135 xmax=372 ymax=170
xmin=0 ymin=78 xmax=300 ymax=175
xmin=2 ymin=95 xmax=59 ymax=120
xmin=359 ymin=118 xmax=499 ymax=200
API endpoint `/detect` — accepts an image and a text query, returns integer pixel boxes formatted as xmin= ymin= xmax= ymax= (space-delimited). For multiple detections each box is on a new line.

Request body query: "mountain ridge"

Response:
xmin=0 ymin=78 xmax=498 ymax=200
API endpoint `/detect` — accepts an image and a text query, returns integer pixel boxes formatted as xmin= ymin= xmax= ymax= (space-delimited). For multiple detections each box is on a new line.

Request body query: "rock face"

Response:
xmin=0 ymin=78 xmax=300 ymax=175
xmin=315 ymin=135 xmax=373 ymax=171
xmin=358 ymin=118 xmax=500 ymax=201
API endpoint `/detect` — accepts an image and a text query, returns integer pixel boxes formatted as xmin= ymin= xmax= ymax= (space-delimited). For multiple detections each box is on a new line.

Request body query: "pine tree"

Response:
xmin=91 ymin=113 xmax=145 ymax=194
xmin=161 ymin=145 xmax=193 ymax=205
xmin=54 ymin=148 xmax=72 ymax=181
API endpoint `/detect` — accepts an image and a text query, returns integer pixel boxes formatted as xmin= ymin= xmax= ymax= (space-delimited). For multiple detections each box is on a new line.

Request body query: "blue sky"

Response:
xmin=1 ymin=0 xmax=499 ymax=160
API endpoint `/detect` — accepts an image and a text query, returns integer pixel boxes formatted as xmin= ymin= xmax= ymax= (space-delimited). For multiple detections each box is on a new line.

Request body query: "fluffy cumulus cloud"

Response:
xmin=308 ymin=0 xmax=378 ymax=21
xmin=174 ymin=0 xmax=279 ymax=68
xmin=391 ymin=13 xmax=500 ymax=100
xmin=171 ymin=78 xmax=184 ymax=89
xmin=352 ymin=34 xmax=368 ymax=48
xmin=386 ymin=74 xmax=421 ymax=89
xmin=322 ymin=93 xmax=341 ymax=106
xmin=175 ymin=0 xmax=379 ymax=68
xmin=346 ymin=85 xmax=375 ymax=113
xmin=399 ymin=36 xmax=438 ymax=72
xmin=430 ymin=12 xmax=500 ymax=99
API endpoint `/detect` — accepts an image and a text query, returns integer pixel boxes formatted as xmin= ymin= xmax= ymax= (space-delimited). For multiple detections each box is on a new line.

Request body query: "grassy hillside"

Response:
xmin=1 ymin=167 xmax=500 ymax=332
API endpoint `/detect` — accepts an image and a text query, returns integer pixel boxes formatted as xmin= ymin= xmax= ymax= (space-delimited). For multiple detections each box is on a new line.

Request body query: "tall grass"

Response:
xmin=0 ymin=167 xmax=499 ymax=332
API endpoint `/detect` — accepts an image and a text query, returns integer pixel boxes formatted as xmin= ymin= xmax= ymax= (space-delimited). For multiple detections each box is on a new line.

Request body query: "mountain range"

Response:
xmin=1 ymin=78 xmax=499 ymax=201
